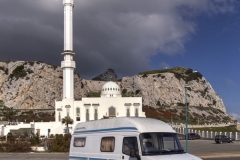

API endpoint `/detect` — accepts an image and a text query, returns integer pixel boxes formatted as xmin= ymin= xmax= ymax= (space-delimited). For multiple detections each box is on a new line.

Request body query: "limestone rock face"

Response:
xmin=120 ymin=73 xmax=226 ymax=115
xmin=92 ymin=68 xmax=118 ymax=81
xmin=0 ymin=62 xmax=227 ymax=118
xmin=0 ymin=61 xmax=62 ymax=109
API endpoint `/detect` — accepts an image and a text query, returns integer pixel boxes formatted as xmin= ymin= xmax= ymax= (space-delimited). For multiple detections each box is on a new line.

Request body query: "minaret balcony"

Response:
xmin=61 ymin=61 xmax=75 ymax=68
xmin=63 ymin=0 xmax=74 ymax=6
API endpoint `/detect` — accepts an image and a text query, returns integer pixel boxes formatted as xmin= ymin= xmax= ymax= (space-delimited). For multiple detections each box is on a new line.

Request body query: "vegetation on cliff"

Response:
xmin=139 ymin=67 xmax=203 ymax=83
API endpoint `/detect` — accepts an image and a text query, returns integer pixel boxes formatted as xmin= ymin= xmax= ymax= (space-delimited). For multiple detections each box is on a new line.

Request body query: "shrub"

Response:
xmin=213 ymin=100 xmax=216 ymax=105
xmin=30 ymin=134 xmax=40 ymax=145
xmin=138 ymin=68 xmax=176 ymax=75
xmin=173 ymin=73 xmax=184 ymax=80
xmin=122 ymin=89 xmax=127 ymax=94
xmin=0 ymin=135 xmax=32 ymax=152
xmin=142 ymin=105 xmax=148 ymax=110
xmin=177 ymin=103 xmax=185 ymax=106
xmin=26 ymin=68 xmax=34 ymax=74
xmin=4 ymin=68 xmax=8 ymax=74
xmin=185 ymin=68 xmax=193 ymax=74
xmin=9 ymin=65 xmax=27 ymax=80
xmin=135 ymin=90 xmax=140 ymax=94
xmin=81 ymin=82 xmax=84 ymax=88
xmin=25 ymin=61 xmax=35 ymax=66
xmin=87 ymin=92 xmax=100 ymax=97
xmin=48 ymin=134 xmax=71 ymax=152
xmin=185 ymin=72 xmax=203 ymax=82
xmin=157 ymin=74 xmax=165 ymax=79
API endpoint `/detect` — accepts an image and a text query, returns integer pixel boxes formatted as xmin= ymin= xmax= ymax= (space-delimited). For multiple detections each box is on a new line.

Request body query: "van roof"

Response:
xmin=73 ymin=117 xmax=175 ymax=134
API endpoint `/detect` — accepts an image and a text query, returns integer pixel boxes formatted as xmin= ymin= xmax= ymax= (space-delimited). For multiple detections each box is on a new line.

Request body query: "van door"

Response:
xmin=122 ymin=136 xmax=139 ymax=160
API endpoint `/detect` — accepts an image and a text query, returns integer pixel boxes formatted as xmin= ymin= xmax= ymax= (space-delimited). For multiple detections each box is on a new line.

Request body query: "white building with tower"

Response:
xmin=1 ymin=0 xmax=145 ymax=137
xmin=55 ymin=0 xmax=145 ymax=128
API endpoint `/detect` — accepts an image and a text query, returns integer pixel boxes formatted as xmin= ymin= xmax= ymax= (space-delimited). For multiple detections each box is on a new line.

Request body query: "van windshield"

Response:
xmin=140 ymin=132 xmax=184 ymax=155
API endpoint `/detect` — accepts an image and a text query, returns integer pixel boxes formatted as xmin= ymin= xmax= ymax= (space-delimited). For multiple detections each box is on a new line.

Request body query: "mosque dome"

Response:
xmin=101 ymin=81 xmax=122 ymax=98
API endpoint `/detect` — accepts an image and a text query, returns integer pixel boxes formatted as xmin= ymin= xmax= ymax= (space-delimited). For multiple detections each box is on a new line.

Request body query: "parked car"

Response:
xmin=215 ymin=135 xmax=235 ymax=144
xmin=186 ymin=133 xmax=201 ymax=140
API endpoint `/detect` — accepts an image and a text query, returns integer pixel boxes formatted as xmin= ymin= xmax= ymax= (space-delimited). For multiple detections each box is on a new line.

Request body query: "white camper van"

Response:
xmin=69 ymin=117 xmax=202 ymax=160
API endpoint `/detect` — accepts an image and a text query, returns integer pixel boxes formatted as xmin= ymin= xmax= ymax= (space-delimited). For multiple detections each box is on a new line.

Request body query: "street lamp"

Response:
xmin=185 ymin=83 xmax=191 ymax=153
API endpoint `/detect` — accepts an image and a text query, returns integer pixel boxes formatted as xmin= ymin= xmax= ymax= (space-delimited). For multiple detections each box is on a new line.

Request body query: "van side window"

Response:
xmin=74 ymin=137 xmax=86 ymax=147
xmin=122 ymin=137 xmax=138 ymax=155
xmin=100 ymin=137 xmax=115 ymax=152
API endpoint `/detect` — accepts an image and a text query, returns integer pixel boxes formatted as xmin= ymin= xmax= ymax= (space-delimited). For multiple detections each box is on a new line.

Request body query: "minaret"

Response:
xmin=61 ymin=0 xmax=75 ymax=99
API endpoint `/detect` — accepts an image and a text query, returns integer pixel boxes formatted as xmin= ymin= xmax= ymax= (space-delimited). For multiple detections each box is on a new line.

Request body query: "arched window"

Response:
xmin=76 ymin=107 xmax=80 ymax=121
xmin=86 ymin=109 xmax=89 ymax=121
xmin=94 ymin=109 xmax=98 ymax=120
xmin=135 ymin=108 xmax=138 ymax=117
xmin=58 ymin=112 xmax=61 ymax=122
xmin=76 ymin=108 xmax=80 ymax=115
xmin=67 ymin=108 xmax=70 ymax=117
xmin=127 ymin=108 xmax=130 ymax=117
xmin=109 ymin=107 xmax=116 ymax=117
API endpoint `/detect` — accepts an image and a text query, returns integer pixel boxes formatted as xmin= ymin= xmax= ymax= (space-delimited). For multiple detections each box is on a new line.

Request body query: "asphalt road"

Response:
xmin=180 ymin=139 xmax=240 ymax=155
xmin=203 ymin=158 xmax=240 ymax=160
xmin=0 ymin=153 xmax=69 ymax=160
xmin=0 ymin=140 xmax=240 ymax=160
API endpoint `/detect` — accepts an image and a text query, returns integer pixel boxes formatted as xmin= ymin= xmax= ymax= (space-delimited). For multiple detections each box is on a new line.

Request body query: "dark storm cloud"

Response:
xmin=0 ymin=0 xmax=63 ymax=66
xmin=0 ymin=0 xmax=237 ymax=79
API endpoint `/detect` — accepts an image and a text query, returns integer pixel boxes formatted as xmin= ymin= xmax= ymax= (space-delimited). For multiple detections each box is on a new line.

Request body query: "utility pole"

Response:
xmin=185 ymin=84 xmax=191 ymax=153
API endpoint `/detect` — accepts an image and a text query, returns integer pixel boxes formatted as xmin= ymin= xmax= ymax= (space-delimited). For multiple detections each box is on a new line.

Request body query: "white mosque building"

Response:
xmin=55 ymin=81 xmax=145 ymax=124
xmin=1 ymin=0 xmax=145 ymax=137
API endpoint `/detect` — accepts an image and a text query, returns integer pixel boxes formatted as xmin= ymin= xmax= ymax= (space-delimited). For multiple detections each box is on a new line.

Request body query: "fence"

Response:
xmin=169 ymin=123 xmax=236 ymax=129
xmin=173 ymin=127 xmax=240 ymax=140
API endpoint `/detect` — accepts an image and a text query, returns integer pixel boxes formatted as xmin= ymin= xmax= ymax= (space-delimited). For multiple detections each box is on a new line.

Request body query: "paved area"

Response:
xmin=0 ymin=153 xmax=69 ymax=160
xmin=180 ymin=140 xmax=240 ymax=158
xmin=0 ymin=140 xmax=240 ymax=160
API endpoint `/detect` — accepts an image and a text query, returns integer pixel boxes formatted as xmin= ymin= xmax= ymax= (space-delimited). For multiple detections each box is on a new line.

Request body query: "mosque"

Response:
xmin=1 ymin=0 xmax=145 ymax=137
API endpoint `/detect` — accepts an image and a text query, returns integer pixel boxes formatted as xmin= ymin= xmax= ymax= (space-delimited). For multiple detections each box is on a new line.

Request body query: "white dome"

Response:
xmin=101 ymin=81 xmax=121 ymax=98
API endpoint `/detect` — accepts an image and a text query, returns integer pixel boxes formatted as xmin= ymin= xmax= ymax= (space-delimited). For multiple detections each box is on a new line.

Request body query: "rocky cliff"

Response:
xmin=92 ymin=68 xmax=118 ymax=81
xmin=0 ymin=61 xmax=232 ymax=123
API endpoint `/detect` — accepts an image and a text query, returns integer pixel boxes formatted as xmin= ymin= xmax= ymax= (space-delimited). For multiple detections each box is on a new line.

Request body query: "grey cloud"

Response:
xmin=0 ymin=0 xmax=237 ymax=79
xmin=226 ymin=78 xmax=237 ymax=88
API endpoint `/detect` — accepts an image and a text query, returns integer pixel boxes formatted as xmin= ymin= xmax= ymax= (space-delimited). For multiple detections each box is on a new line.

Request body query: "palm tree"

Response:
xmin=62 ymin=116 xmax=73 ymax=134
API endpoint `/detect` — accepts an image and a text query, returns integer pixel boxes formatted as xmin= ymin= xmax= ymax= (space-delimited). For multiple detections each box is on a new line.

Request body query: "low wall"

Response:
xmin=173 ymin=127 xmax=240 ymax=140
xmin=31 ymin=146 xmax=46 ymax=152
xmin=170 ymin=123 xmax=236 ymax=129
